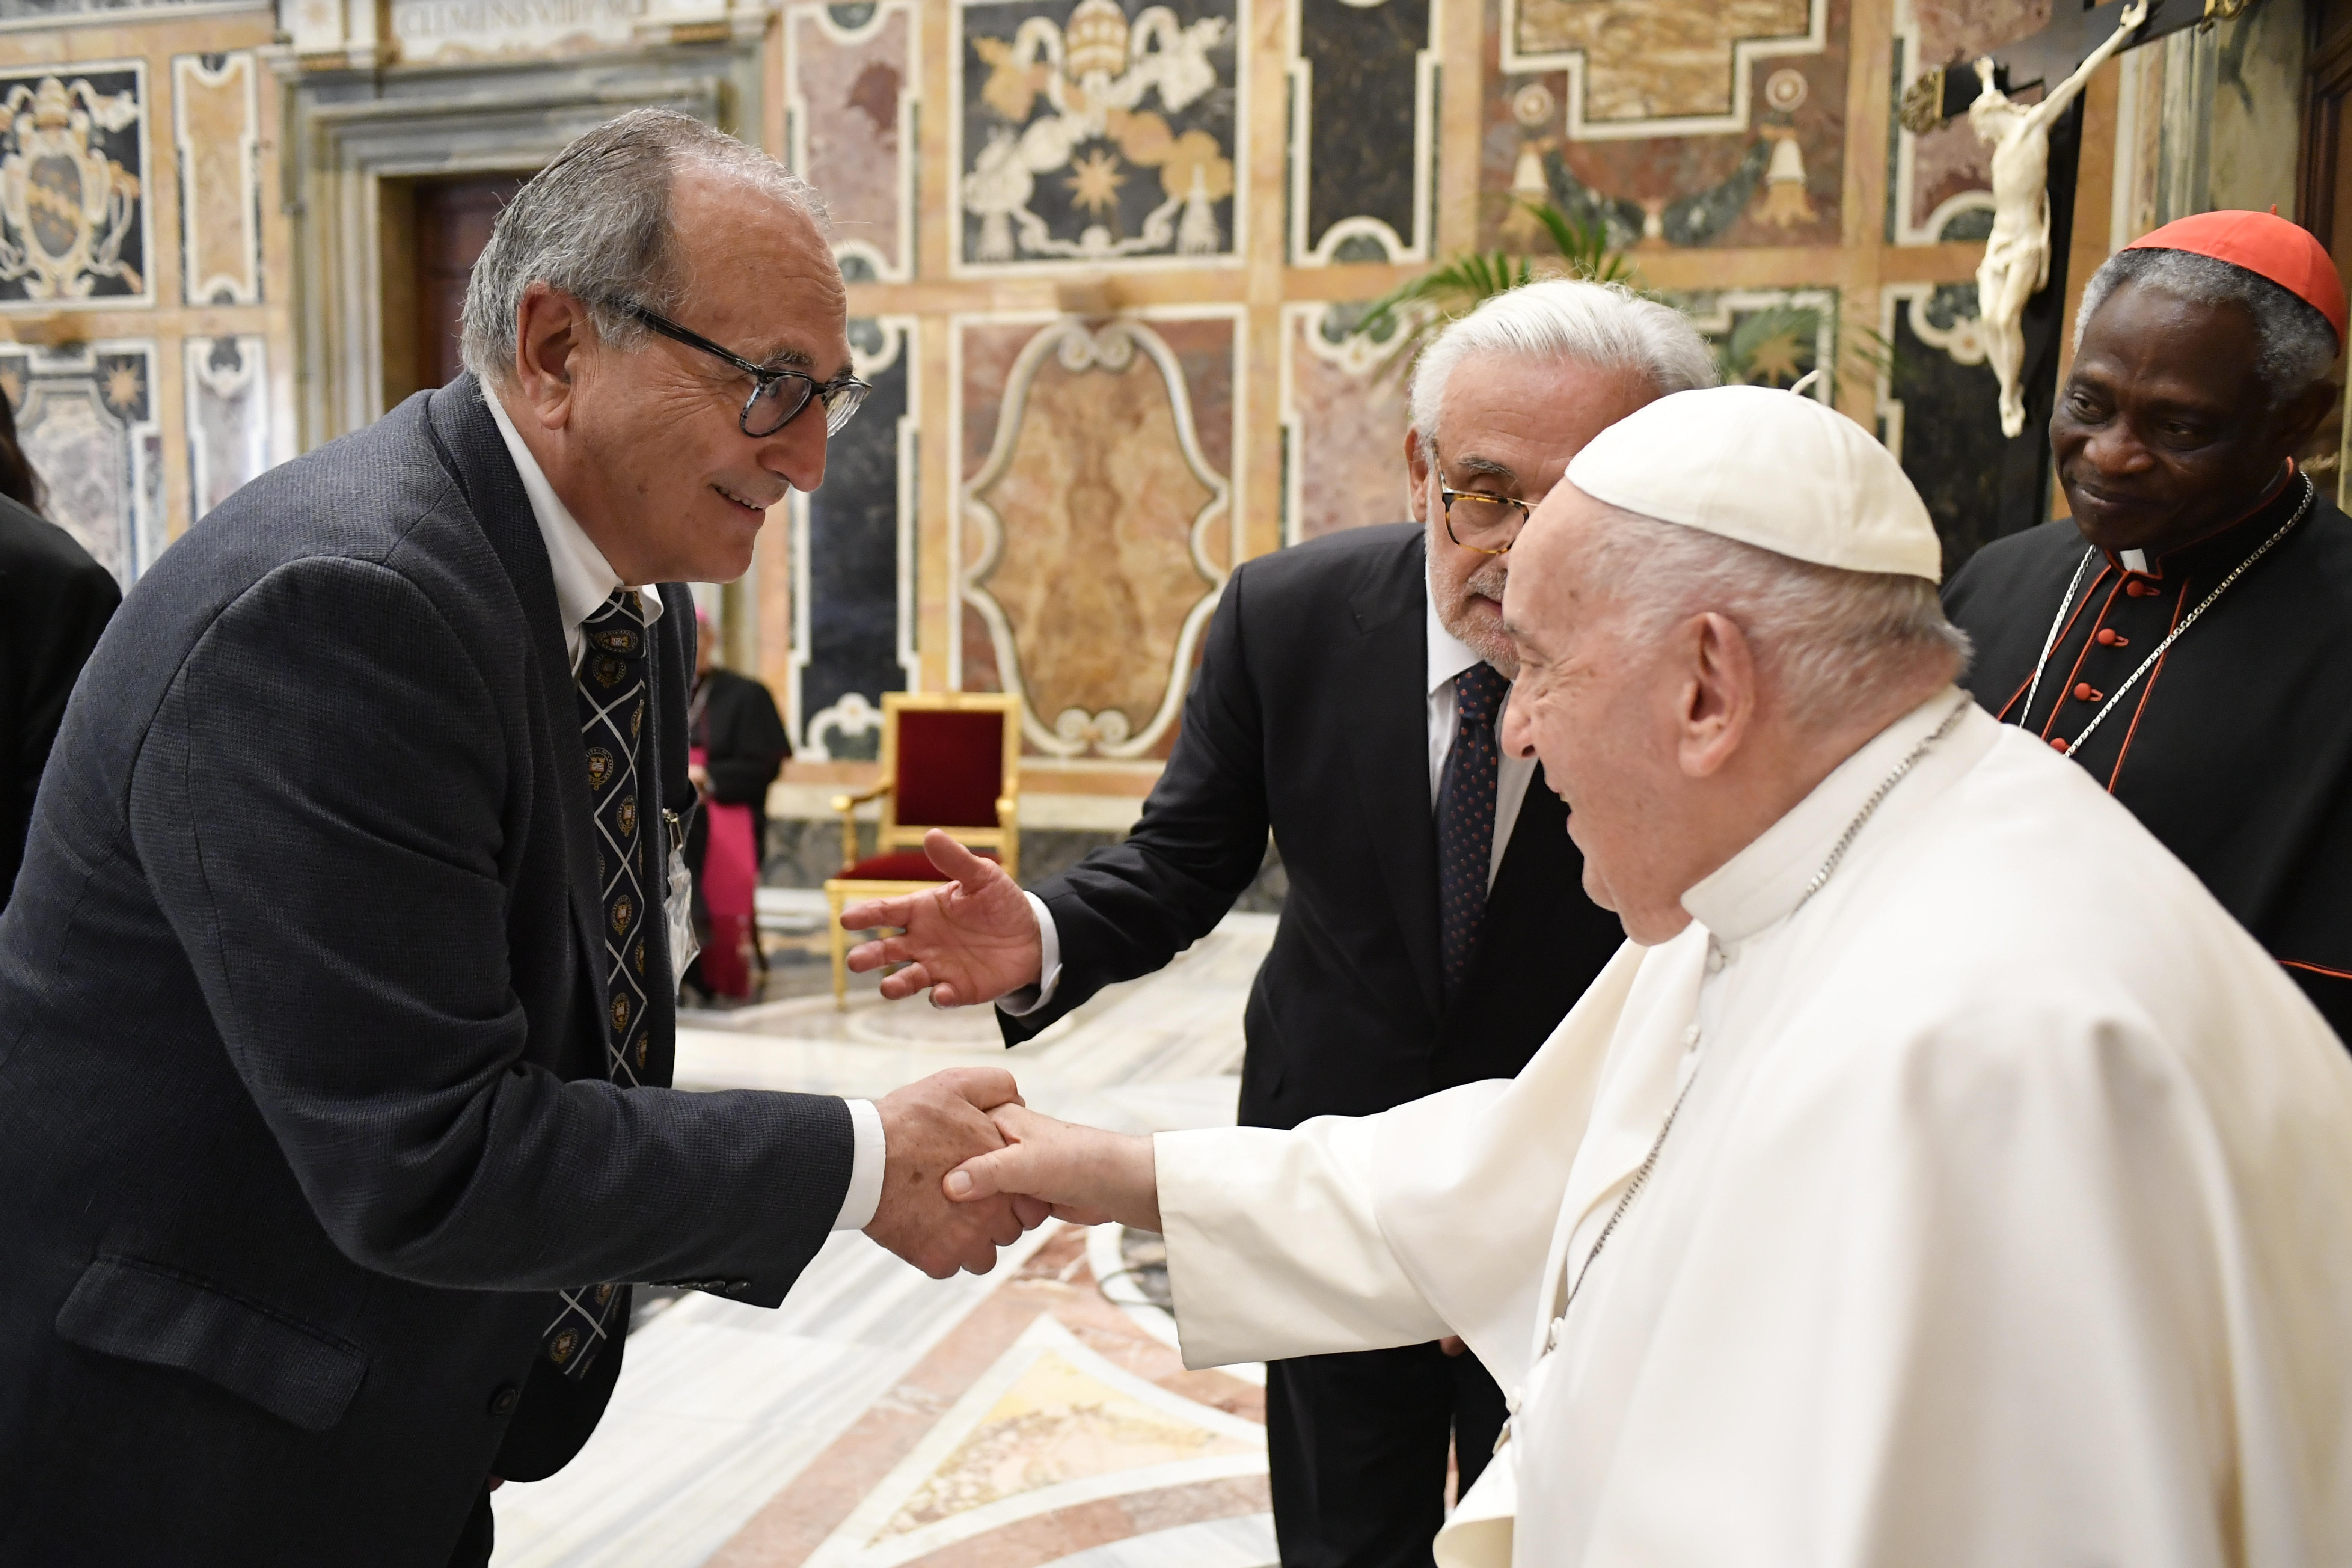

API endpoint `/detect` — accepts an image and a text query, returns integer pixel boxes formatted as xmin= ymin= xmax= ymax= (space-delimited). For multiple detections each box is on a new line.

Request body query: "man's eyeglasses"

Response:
xmin=620 ymin=303 xmax=871 ymax=438
xmin=1435 ymin=480 xmax=1533 ymax=556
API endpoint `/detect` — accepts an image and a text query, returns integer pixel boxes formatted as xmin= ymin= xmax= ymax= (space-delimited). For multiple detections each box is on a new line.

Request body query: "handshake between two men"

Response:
xmin=850 ymin=830 xmax=1156 ymax=1274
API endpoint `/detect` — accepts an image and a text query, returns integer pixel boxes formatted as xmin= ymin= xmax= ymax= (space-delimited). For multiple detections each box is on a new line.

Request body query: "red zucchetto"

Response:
xmin=2124 ymin=209 xmax=2347 ymax=346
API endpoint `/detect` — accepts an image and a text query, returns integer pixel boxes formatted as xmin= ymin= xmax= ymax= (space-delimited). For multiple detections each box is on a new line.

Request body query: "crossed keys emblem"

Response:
xmin=0 ymin=75 xmax=143 ymax=301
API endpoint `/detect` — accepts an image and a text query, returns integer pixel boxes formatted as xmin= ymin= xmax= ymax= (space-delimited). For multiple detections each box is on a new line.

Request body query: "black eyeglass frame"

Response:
xmin=1434 ymin=479 xmax=1533 ymax=557
xmin=620 ymin=302 xmax=871 ymax=438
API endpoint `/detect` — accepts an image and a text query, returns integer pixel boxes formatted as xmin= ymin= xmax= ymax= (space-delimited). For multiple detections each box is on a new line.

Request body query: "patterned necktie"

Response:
xmin=543 ymin=588 xmax=651 ymax=1380
xmin=1436 ymin=662 xmax=1509 ymax=1004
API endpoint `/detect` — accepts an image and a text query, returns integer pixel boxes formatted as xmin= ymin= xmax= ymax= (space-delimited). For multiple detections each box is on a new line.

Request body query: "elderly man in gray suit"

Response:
xmin=0 ymin=110 xmax=1034 ymax=1566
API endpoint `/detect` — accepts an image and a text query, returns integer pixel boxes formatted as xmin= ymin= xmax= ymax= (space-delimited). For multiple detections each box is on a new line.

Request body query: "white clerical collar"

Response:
xmin=1425 ymin=561 xmax=1487 ymax=699
xmin=481 ymin=384 xmax=663 ymax=666
xmin=1680 ymin=686 xmax=1991 ymax=945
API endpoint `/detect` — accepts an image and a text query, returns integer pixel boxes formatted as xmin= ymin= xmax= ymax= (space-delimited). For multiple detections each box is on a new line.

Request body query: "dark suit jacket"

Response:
xmin=1001 ymin=524 xmax=1628 ymax=1129
xmin=0 ymin=492 xmax=119 ymax=908
xmin=0 ymin=376 xmax=853 ymax=1565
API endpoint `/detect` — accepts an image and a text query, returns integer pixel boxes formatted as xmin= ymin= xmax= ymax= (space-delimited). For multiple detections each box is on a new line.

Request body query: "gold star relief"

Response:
xmin=102 ymin=363 xmax=143 ymax=412
xmin=1065 ymin=148 xmax=1126 ymax=216
xmin=1743 ymin=330 xmax=1806 ymax=388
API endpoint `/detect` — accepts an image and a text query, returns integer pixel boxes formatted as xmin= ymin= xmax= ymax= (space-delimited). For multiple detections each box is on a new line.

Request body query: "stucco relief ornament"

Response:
xmin=966 ymin=0 xmax=1234 ymax=262
xmin=0 ymin=76 xmax=142 ymax=302
xmin=1968 ymin=0 xmax=2144 ymax=437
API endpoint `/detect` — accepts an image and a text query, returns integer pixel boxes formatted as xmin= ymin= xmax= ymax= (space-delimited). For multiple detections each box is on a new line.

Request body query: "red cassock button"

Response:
xmin=2051 ymin=737 xmax=2071 ymax=751
xmin=2073 ymin=682 xmax=2102 ymax=701
xmin=2096 ymin=627 xmax=2126 ymax=646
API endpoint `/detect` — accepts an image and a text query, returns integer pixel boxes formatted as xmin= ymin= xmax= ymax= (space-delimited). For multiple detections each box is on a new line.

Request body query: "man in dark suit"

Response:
xmin=841 ymin=281 xmax=1719 ymax=1566
xmin=0 ymin=110 xmax=1031 ymax=1567
xmin=0 ymin=484 xmax=119 ymax=909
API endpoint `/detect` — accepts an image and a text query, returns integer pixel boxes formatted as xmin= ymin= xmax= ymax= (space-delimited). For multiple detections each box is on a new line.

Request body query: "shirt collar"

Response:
xmin=1425 ymin=561 xmax=1487 ymax=699
xmin=1680 ymin=687 xmax=1988 ymax=945
xmin=480 ymin=384 xmax=663 ymax=640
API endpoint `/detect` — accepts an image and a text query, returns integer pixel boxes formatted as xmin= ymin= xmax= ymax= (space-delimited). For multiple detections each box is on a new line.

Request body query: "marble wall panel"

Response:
xmin=795 ymin=315 xmax=917 ymax=760
xmin=1671 ymin=286 xmax=1838 ymax=394
xmin=1485 ymin=0 xmax=1845 ymax=252
xmin=956 ymin=0 xmax=1242 ymax=271
xmin=1280 ymin=303 xmax=1413 ymax=544
xmin=0 ymin=339 xmax=163 ymax=585
xmin=959 ymin=312 xmax=1235 ymax=760
xmin=174 ymin=51 xmax=261 ymax=305
xmin=787 ymin=2 xmax=915 ymax=282
xmin=0 ymin=62 xmax=151 ymax=308
xmin=1876 ymin=282 xmax=2010 ymax=572
xmin=1290 ymin=0 xmax=1433 ymax=264
xmin=1886 ymin=0 xmax=2046 ymax=244
xmin=0 ymin=0 xmax=261 ymax=21
xmin=184 ymin=333 xmax=270 ymax=520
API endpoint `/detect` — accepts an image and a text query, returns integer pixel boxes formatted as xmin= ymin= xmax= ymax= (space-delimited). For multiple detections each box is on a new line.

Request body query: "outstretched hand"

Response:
xmin=941 ymin=1103 xmax=1161 ymax=1232
xmin=841 ymin=831 xmax=1043 ymax=1007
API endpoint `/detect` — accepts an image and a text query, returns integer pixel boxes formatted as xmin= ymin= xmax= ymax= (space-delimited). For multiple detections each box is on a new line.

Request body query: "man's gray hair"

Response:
xmin=459 ymin=108 xmax=823 ymax=386
xmin=1586 ymin=506 xmax=1972 ymax=731
xmin=1407 ymin=279 xmax=1719 ymax=454
xmin=2075 ymin=246 xmax=2340 ymax=395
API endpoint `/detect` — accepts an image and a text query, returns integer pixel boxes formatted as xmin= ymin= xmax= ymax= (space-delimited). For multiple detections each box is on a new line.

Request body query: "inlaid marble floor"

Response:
xmin=491 ymin=915 xmax=1280 ymax=1568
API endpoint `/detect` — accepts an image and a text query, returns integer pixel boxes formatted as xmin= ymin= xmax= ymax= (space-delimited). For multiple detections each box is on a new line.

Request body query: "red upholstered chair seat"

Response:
xmin=840 ymin=848 xmax=999 ymax=882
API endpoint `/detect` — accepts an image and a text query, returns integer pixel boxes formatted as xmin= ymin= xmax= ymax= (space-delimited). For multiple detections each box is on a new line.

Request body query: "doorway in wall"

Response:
xmin=380 ymin=172 xmax=530 ymax=410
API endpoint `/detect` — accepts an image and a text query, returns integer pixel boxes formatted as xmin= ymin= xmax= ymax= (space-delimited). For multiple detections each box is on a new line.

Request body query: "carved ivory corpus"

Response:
xmin=1969 ymin=0 xmax=2146 ymax=437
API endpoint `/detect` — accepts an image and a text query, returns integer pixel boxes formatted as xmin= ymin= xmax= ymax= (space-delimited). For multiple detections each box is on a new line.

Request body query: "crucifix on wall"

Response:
xmin=1900 ymin=0 xmax=2258 ymax=533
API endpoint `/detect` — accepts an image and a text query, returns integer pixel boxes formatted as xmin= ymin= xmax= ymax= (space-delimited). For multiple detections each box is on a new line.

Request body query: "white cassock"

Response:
xmin=1156 ymin=690 xmax=2352 ymax=1567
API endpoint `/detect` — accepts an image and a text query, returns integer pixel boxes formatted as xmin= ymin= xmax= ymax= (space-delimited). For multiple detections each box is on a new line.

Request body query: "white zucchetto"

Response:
xmin=1565 ymin=384 xmax=1945 ymax=582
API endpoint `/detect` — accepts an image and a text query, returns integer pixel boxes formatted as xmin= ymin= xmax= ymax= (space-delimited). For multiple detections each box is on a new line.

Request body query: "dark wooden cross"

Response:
xmin=1902 ymin=0 xmax=2242 ymax=534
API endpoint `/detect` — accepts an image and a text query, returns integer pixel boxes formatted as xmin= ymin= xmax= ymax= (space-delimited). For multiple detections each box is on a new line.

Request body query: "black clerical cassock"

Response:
xmin=1945 ymin=469 xmax=2352 ymax=1041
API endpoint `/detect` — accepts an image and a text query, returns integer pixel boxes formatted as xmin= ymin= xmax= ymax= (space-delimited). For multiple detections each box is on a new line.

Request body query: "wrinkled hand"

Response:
xmin=841 ymin=831 xmax=1043 ymax=1007
xmin=942 ymin=1103 xmax=1161 ymax=1232
xmin=865 ymin=1068 xmax=1051 ymax=1277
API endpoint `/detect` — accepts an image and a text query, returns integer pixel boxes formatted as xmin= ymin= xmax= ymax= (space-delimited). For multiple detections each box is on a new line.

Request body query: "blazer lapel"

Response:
xmin=425 ymin=377 xmax=609 ymax=1030
xmin=1341 ymin=544 xmax=1443 ymax=1021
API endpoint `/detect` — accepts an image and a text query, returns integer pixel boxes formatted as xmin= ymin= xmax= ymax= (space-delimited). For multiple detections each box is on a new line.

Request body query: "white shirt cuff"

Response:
xmin=995 ymin=892 xmax=1064 ymax=1018
xmin=835 ymin=1097 xmax=885 ymax=1231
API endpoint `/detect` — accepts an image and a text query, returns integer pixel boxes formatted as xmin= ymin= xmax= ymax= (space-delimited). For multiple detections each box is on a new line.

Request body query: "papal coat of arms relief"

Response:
xmin=0 ymin=68 xmax=147 ymax=305
xmin=960 ymin=0 xmax=1238 ymax=267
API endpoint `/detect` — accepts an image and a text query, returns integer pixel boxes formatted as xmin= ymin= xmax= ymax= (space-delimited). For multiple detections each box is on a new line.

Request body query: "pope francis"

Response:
xmin=941 ymin=385 xmax=2352 ymax=1567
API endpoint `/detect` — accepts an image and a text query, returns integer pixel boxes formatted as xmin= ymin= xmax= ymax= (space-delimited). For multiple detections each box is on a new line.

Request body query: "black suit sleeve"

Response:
xmin=704 ymin=673 xmax=790 ymax=806
xmin=3 ymin=549 xmax=117 ymax=900
xmin=129 ymin=557 xmax=848 ymax=1305
xmin=1001 ymin=564 xmax=1272 ymax=1042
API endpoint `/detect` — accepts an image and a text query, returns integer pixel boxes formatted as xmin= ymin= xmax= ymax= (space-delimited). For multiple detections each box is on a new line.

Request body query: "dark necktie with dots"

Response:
xmin=542 ymin=588 xmax=651 ymax=1380
xmin=1436 ymin=662 xmax=1509 ymax=1005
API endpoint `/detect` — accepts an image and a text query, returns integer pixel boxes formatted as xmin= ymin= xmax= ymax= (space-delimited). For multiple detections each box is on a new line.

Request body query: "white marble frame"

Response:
xmin=1275 ymin=299 xmax=1421 ymax=547
xmin=1286 ymin=0 xmax=1438 ymax=266
xmin=785 ymin=0 xmax=918 ymax=284
xmin=174 ymin=51 xmax=262 ymax=306
xmin=1873 ymin=280 xmax=1991 ymax=465
xmin=789 ymin=314 xmax=921 ymax=760
xmin=1499 ymin=0 xmax=1826 ymax=142
xmin=284 ymin=54 xmax=753 ymax=446
xmin=183 ymin=332 xmax=274 ymax=520
xmin=1883 ymin=0 xmax=1995 ymax=247
xmin=948 ymin=306 xmax=1245 ymax=760
xmin=1 ymin=337 xmax=164 ymax=583
xmin=946 ymin=0 xmax=1251 ymax=279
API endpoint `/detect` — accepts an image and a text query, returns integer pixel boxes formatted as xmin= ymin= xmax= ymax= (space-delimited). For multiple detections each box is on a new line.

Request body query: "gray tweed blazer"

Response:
xmin=0 ymin=375 xmax=852 ymax=1565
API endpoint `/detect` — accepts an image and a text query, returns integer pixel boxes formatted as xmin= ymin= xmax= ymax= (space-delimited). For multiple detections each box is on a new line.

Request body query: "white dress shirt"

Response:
xmin=1003 ymin=567 xmax=1535 ymax=1018
xmin=482 ymin=387 xmax=884 ymax=1232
